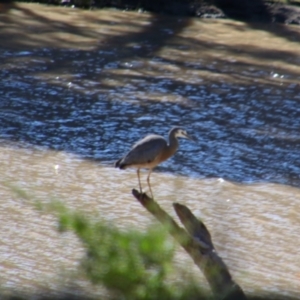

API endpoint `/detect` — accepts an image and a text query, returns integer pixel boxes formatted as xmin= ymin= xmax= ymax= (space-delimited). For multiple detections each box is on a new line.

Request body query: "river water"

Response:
xmin=1 ymin=3 xmax=300 ymax=299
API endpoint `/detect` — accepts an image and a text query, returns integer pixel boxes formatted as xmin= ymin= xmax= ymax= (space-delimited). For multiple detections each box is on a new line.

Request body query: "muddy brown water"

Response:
xmin=1 ymin=3 xmax=300 ymax=298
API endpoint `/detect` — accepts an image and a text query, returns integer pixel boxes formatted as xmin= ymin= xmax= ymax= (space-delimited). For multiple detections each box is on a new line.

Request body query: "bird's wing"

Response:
xmin=123 ymin=135 xmax=167 ymax=166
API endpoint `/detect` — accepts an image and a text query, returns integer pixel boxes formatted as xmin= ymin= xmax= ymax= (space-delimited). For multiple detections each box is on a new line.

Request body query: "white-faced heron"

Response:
xmin=115 ymin=127 xmax=193 ymax=198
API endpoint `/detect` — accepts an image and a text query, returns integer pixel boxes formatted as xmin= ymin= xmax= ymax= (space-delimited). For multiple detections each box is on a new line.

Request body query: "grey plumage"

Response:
xmin=115 ymin=135 xmax=168 ymax=169
xmin=115 ymin=127 xmax=193 ymax=198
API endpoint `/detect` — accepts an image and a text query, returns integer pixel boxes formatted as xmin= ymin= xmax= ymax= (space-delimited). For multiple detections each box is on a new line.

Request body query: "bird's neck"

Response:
xmin=167 ymin=133 xmax=179 ymax=156
xmin=159 ymin=133 xmax=178 ymax=162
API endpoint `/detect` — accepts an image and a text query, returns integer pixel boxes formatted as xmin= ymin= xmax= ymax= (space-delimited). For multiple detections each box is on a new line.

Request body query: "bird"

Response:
xmin=115 ymin=127 xmax=193 ymax=198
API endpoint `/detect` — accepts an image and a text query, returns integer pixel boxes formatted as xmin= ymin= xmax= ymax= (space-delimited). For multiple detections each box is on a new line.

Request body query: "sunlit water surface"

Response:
xmin=1 ymin=3 xmax=300 ymax=298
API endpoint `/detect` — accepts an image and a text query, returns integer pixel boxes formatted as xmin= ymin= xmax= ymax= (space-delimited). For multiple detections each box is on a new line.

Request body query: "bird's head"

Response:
xmin=172 ymin=127 xmax=194 ymax=140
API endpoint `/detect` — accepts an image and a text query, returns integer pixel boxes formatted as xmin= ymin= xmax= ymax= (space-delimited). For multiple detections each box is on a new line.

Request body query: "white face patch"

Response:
xmin=175 ymin=129 xmax=188 ymax=138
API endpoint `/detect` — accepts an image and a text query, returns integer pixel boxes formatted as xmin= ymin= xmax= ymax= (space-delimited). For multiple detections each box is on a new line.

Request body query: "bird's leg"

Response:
xmin=147 ymin=169 xmax=154 ymax=199
xmin=137 ymin=169 xmax=143 ymax=194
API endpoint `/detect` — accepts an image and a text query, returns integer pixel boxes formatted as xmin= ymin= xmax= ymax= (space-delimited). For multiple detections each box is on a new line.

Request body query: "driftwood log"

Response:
xmin=132 ymin=189 xmax=247 ymax=300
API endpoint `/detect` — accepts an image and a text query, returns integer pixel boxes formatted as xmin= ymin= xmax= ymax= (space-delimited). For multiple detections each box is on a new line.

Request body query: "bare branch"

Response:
xmin=132 ymin=189 xmax=247 ymax=300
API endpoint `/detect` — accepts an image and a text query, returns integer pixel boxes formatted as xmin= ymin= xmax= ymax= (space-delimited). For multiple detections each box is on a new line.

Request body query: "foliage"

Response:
xmin=43 ymin=201 xmax=207 ymax=300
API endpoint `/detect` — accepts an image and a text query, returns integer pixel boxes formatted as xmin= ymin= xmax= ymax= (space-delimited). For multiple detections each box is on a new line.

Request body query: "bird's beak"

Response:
xmin=185 ymin=132 xmax=196 ymax=141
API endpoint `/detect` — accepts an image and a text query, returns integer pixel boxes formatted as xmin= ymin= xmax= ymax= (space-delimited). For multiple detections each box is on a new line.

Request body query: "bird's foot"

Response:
xmin=132 ymin=189 xmax=152 ymax=201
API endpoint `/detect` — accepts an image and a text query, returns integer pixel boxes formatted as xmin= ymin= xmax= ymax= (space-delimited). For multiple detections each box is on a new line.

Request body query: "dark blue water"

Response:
xmin=1 ymin=47 xmax=300 ymax=187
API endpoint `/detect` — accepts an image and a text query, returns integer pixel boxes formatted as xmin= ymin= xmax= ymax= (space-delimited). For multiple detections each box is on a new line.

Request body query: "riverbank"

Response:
xmin=12 ymin=0 xmax=300 ymax=25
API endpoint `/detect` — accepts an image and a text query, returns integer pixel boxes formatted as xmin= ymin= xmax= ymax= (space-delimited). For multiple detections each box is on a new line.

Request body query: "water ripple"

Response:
xmin=0 ymin=47 xmax=300 ymax=187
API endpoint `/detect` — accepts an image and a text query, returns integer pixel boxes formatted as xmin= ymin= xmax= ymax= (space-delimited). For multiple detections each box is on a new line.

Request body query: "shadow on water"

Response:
xmin=1 ymin=5 xmax=300 ymax=299
xmin=209 ymin=0 xmax=300 ymax=43
xmin=1 ymin=3 xmax=300 ymax=188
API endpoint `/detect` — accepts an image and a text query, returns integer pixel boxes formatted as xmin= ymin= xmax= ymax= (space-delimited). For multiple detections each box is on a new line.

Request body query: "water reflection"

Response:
xmin=3 ymin=45 xmax=300 ymax=185
xmin=1 ymin=3 xmax=300 ymax=298
xmin=1 ymin=144 xmax=300 ymax=297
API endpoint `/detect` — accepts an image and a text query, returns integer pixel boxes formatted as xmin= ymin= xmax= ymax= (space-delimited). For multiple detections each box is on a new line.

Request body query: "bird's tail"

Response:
xmin=115 ymin=158 xmax=126 ymax=169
